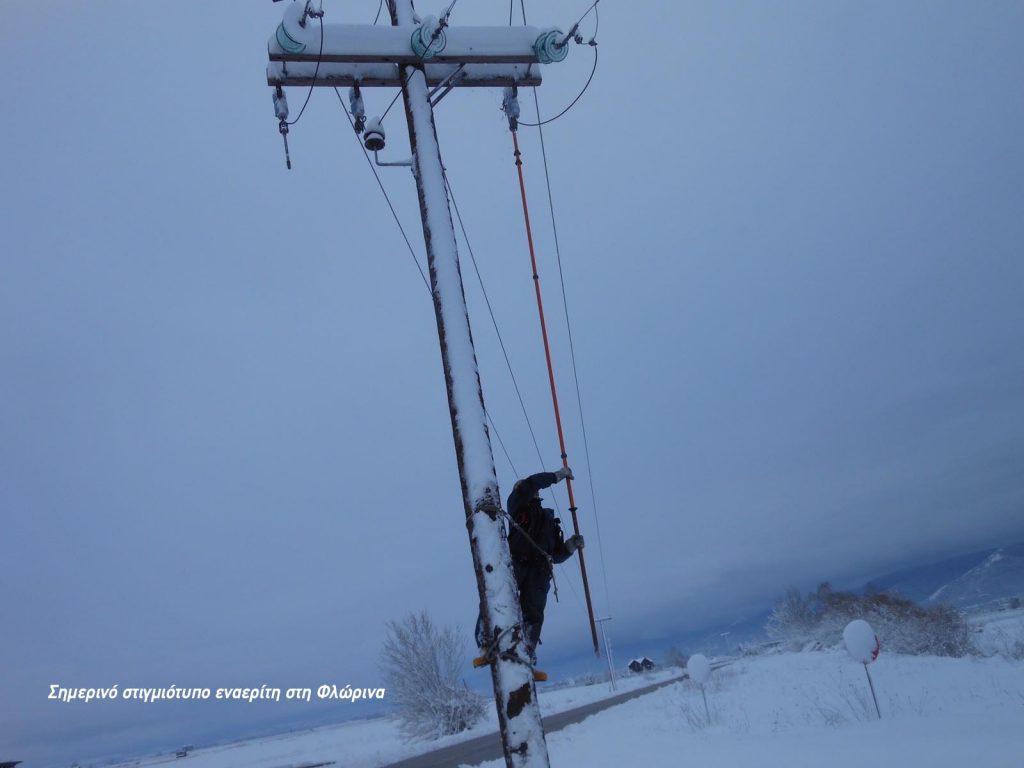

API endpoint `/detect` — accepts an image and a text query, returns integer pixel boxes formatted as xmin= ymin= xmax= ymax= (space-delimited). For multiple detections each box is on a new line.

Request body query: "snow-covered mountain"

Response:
xmin=865 ymin=542 xmax=1024 ymax=610
xmin=925 ymin=542 xmax=1024 ymax=609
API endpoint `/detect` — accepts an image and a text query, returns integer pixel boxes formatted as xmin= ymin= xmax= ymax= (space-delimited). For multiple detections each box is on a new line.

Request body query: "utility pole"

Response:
xmin=387 ymin=2 xmax=548 ymax=765
xmin=264 ymin=2 xmax=578 ymax=765
xmin=596 ymin=616 xmax=617 ymax=691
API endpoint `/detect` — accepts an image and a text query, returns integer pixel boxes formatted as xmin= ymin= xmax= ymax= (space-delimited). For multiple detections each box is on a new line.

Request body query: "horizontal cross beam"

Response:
xmin=270 ymin=23 xmax=554 ymax=65
xmin=266 ymin=61 xmax=540 ymax=88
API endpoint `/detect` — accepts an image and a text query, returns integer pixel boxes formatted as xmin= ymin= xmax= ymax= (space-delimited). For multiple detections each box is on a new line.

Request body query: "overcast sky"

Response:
xmin=2 ymin=0 xmax=1023 ymax=764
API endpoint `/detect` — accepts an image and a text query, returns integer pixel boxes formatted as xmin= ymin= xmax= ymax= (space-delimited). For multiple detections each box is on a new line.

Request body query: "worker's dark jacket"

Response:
xmin=508 ymin=472 xmax=574 ymax=567
xmin=506 ymin=472 xmax=574 ymax=651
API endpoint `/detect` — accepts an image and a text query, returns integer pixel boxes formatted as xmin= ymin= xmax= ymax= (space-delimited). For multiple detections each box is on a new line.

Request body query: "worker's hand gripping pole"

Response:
xmin=509 ymin=127 xmax=600 ymax=657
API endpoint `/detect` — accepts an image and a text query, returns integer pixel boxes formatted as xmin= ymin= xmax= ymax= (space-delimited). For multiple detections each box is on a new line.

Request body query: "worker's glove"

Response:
xmin=554 ymin=466 xmax=574 ymax=482
xmin=566 ymin=534 xmax=585 ymax=553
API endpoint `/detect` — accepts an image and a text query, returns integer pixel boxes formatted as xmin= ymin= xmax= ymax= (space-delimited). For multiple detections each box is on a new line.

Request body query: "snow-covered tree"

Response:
xmin=379 ymin=611 xmax=486 ymax=739
xmin=766 ymin=587 xmax=818 ymax=643
xmin=767 ymin=584 xmax=973 ymax=657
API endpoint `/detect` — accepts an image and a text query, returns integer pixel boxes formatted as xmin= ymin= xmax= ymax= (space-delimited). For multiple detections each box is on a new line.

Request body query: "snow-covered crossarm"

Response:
xmin=266 ymin=61 xmax=540 ymax=88
xmin=270 ymin=23 xmax=559 ymax=65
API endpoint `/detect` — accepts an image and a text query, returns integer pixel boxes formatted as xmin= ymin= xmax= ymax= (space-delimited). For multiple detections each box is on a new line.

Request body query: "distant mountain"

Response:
xmin=865 ymin=542 xmax=1024 ymax=610
xmin=864 ymin=548 xmax=996 ymax=603
xmin=926 ymin=542 xmax=1024 ymax=609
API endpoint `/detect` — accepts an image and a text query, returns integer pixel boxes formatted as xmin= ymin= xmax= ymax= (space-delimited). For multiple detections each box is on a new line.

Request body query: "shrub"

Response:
xmin=380 ymin=611 xmax=487 ymax=739
xmin=767 ymin=583 xmax=973 ymax=657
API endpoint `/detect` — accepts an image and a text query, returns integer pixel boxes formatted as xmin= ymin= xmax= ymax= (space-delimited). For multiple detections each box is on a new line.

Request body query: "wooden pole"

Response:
xmin=388 ymin=3 xmax=550 ymax=765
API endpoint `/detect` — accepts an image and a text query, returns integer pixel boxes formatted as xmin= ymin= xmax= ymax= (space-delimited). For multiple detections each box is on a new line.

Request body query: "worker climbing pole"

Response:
xmin=503 ymin=88 xmax=601 ymax=657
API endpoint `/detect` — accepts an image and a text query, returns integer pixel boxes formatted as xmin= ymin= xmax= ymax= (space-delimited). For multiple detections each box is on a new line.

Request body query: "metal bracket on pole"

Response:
xmin=374 ymin=150 xmax=413 ymax=168
xmin=428 ymin=63 xmax=466 ymax=106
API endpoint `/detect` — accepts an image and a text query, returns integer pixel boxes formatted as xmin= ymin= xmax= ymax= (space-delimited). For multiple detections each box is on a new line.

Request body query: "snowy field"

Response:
xmin=107 ymin=611 xmax=1024 ymax=768
xmin=468 ymin=651 xmax=1024 ymax=768
xmin=970 ymin=607 xmax=1024 ymax=658
xmin=111 ymin=668 xmax=681 ymax=768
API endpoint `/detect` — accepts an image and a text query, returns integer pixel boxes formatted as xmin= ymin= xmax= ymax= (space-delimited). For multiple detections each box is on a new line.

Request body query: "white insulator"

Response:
xmin=273 ymin=88 xmax=289 ymax=121
xmin=349 ymin=87 xmax=365 ymax=121
xmin=363 ymin=116 xmax=385 ymax=151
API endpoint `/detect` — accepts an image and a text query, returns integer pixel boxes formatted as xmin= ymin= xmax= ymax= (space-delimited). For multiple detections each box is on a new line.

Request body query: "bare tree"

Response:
xmin=766 ymin=587 xmax=817 ymax=643
xmin=380 ymin=611 xmax=486 ymax=739
xmin=664 ymin=646 xmax=689 ymax=669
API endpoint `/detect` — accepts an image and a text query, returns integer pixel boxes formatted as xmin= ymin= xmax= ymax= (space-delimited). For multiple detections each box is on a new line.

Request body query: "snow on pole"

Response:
xmin=843 ymin=619 xmax=882 ymax=719
xmin=388 ymin=2 xmax=549 ymax=766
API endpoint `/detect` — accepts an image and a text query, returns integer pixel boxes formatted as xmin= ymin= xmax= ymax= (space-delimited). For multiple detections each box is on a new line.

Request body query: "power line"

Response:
xmin=333 ymin=87 xmax=428 ymax=287
xmin=379 ymin=88 xmax=404 ymax=122
xmin=333 ymin=66 xmax=584 ymax=609
xmin=333 ymin=88 xmax=537 ymax=519
xmin=517 ymin=45 xmax=598 ymax=128
xmin=444 ymin=174 xmax=551 ymax=475
xmin=445 ymin=171 xmax=584 ymax=606
xmin=568 ymin=0 xmax=602 ymax=33
xmin=515 ymin=0 xmax=599 ymax=128
xmin=285 ymin=13 xmax=325 ymax=126
xmin=530 ymin=85 xmax=612 ymax=614
xmin=487 ymin=410 xmax=518 ymax=477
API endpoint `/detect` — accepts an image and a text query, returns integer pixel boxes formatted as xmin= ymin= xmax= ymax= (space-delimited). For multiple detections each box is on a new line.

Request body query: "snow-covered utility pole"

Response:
xmin=596 ymin=616 xmax=617 ymax=690
xmin=265 ymin=2 xmax=575 ymax=765
xmin=386 ymin=2 xmax=547 ymax=765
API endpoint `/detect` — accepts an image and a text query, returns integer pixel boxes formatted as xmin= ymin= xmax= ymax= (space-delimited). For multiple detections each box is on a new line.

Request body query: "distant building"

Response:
xmin=628 ymin=656 xmax=656 ymax=673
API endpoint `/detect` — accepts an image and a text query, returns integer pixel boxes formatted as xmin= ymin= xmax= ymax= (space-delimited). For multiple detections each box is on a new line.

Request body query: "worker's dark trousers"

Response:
xmin=476 ymin=560 xmax=551 ymax=660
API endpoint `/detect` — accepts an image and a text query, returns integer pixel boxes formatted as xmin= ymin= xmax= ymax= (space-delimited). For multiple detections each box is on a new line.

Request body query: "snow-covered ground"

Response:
xmin=110 ymin=612 xmax=1024 ymax=768
xmin=468 ymin=651 xmax=1024 ymax=768
xmin=969 ymin=607 xmax=1024 ymax=658
xmin=111 ymin=668 xmax=681 ymax=768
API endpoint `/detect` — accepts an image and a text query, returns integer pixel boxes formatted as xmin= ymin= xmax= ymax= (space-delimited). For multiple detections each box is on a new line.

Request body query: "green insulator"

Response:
xmin=276 ymin=21 xmax=306 ymax=54
xmin=534 ymin=29 xmax=568 ymax=64
xmin=411 ymin=24 xmax=447 ymax=60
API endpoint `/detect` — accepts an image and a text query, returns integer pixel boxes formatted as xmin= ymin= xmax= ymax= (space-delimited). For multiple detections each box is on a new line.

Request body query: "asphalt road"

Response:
xmin=381 ymin=674 xmax=685 ymax=768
